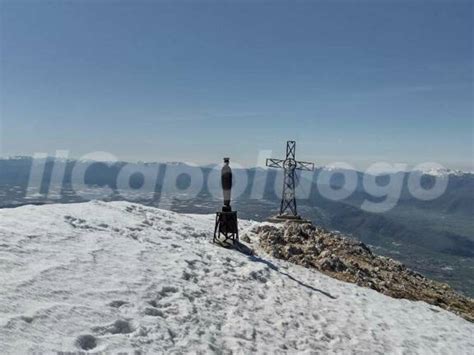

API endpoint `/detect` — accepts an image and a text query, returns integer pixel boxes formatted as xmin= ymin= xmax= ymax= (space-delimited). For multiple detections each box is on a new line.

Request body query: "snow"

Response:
xmin=0 ymin=201 xmax=472 ymax=354
xmin=413 ymin=167 xmax=465 ymax=177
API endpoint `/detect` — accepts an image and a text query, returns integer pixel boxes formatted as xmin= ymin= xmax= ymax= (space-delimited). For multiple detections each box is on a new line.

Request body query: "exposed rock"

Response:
xmin=241 ymin=234 xmax=252 ymax=243
xmin=252 ymin=222 xmax=474 ymax=322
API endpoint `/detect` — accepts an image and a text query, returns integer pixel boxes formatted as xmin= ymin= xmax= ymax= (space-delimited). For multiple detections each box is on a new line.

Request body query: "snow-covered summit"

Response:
xmin=412 ymin=167 xmax=467 ymax=177
xmin=0 ymin=201 xmax=472 ymax=353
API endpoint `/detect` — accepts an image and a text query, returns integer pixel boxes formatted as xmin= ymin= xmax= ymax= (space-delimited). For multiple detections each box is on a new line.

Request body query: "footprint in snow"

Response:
xmin=144 ymin=307 xmax=166 ymax=317
xmin=108 ymin=300 xmax=128 ymax=308
xmin=158 ymin=286 xmax=179 ymax=297
xmin=75 ymin=334 xmax=97 ymax=351
xmin=182 ymin=270 xmax=198 ymax=283
xmin=93 ymin=319 xmax=134 ymax=335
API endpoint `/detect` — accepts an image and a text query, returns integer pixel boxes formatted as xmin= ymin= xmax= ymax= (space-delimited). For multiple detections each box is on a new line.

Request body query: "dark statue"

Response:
xmin=221 ymin=157 xmax=232 ymax=209
xmin=213 ymin=157 xmax=239 ymax=244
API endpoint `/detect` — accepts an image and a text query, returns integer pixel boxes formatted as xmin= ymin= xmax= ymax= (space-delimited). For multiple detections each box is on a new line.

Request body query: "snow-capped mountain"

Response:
xmin=0 ymin=201 xmax=472 ymax=353
xmin=411 ymin=167 xmax=469 ymax=177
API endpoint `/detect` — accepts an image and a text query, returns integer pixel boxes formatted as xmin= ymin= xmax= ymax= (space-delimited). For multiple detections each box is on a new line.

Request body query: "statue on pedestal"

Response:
xmin=213 ymin=157 xmax=239 ymax=244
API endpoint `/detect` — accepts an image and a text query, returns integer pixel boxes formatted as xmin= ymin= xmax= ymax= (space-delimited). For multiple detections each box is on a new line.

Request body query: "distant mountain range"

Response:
xmin=0 ymin=156 xmax=473 ymax=296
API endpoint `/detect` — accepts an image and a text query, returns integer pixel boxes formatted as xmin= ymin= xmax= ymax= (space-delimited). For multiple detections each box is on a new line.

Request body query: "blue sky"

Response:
xmin=1 ymin=0 xmax=472 ymax=170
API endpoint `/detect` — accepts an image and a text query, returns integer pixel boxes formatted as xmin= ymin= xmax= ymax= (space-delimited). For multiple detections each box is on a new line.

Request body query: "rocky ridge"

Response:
xmin=243 ymin=222 xmax=474 ymax=322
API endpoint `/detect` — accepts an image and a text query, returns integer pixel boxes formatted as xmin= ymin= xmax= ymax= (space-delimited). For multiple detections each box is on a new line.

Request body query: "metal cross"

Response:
xmin=266 ymin=140 xmax=315 ymax=216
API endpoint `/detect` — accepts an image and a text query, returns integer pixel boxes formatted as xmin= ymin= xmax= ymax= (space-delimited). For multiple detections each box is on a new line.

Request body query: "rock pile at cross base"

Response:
xmin=250 ymin=222 xmax=474 ymax=322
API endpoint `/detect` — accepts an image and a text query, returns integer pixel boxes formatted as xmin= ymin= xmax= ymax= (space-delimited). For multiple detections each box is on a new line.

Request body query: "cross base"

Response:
xmin=267 ymin=214 xmax=312 ymax=224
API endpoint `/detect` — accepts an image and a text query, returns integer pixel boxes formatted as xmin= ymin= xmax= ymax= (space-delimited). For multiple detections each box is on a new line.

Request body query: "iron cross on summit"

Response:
xmin=266 ymin=141 xmax=315 ymax=217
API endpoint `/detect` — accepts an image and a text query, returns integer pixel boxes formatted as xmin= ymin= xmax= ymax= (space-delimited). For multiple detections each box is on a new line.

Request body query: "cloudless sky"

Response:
xmin=0 ymin=0 xmax=472 ymax=170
